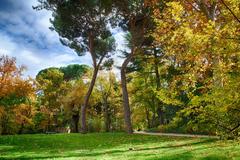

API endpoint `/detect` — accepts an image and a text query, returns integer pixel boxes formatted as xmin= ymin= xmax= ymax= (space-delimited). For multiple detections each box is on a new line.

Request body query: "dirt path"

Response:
xmin=134 ymin=131 xmax=219 ymax=139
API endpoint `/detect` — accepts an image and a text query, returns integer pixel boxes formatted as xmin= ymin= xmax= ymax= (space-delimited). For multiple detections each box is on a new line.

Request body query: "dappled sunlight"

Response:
xmin=1 ymin=133 xmax=238 ymax=159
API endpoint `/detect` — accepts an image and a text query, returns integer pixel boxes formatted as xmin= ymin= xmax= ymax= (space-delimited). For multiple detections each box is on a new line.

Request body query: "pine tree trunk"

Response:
xmin=121 ymin=55 xmax=133 ymax=134
xmin=81 ymin=68 xmax=98 ymax=133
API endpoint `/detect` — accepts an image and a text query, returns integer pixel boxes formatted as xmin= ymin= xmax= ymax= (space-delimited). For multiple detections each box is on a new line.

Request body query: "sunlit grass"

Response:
xmin=0 ymin=133 xmax=239 ymax=160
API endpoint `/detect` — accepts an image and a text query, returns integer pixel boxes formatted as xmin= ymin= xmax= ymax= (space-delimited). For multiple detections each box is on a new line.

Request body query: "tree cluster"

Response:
xmin=1 ymin=0 xmax=239 ymax=139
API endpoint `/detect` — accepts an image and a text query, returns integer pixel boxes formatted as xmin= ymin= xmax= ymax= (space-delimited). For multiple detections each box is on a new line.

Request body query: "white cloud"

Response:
xmin=0 ymin=0 xmax=92 ymax=78
xmin=20 ymin=50 xmax=41 ymax=64
xmin=0 ymin=33 xmax=16 ymax=56
xmin=0 ymin=0 xmax=128 ymax=79
xmin=0 ymin=47 xmax=91 ymax=79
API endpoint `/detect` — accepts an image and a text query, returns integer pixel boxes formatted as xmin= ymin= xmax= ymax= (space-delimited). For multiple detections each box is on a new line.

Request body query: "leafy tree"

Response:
xmin=112 ymin=0 xmax=154 ymax=133
xmin=36 ymin=68 xmax=68 ymax=132
xmin=60 ymin=64 xmax=89 ymax=81
xmin=151 ymin=0 xmax=240 ymax=137
xmin=94 ymin=71 xmax=122 ymax=132
xmin=0 ymin=55 xmax=35 ymax=134
xmin=62 ymin=79 xmax=87 ymax=133
xmin=36 ymin=0 xmax=116 ymax=133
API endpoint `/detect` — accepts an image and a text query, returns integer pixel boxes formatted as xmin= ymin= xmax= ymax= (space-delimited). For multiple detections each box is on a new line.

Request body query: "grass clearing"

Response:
xmin=0 ymin=133 xmax=239 ymax=160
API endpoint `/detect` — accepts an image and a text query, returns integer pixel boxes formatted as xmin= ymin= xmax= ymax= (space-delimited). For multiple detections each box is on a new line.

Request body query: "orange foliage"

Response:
xmin=0 ymin=55 xmax=34 ymax=99
xmin=0 ymin=55 xmax=36 ymax=134
xmin=14 ymin=104 xmax=35 ymax=126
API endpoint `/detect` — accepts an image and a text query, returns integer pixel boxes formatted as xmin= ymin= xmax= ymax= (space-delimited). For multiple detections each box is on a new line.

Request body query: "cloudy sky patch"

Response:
xmin=0 ymin=0 xmax=127 ymax=78
xmin=0 ymin=0 xmax=92 ymax=77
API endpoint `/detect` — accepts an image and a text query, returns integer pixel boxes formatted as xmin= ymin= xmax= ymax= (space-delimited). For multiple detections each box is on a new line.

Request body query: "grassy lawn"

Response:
xmin=0 ymin=133 xmax=239 ymax=160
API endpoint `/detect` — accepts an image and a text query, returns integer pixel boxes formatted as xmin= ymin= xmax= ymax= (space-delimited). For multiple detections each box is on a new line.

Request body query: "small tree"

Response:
xmin=0 ymin=55 xmax=35 ymax=134
xmin=36 ymin=68 xmax=67 ymax=132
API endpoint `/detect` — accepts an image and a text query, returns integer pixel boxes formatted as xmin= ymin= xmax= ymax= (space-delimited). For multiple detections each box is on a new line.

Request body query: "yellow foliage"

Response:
xmin=0 ymin=106 xmax=5 ymax=118
xmin=13 ymin=104 xmax=35 ymax=126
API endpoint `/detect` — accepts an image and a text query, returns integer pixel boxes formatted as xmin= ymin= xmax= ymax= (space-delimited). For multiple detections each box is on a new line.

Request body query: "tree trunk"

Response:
xmin=157 ymin=107 xmax=164 ymax=125
xmin=151 ymin=111 xmax=156 ymax=129
xmin=81 ymin=68 xmax=99 ymax=133
xmin=1 ymin=116 xmax=8 ymax=135
xmin=72 ymin=111 xmax=79 ymax=133
xmin=47 ymin=116 xmax=50 ymax=132
xmin=121 ymin=54 xmax=133 ymax=134
xmin=18 ymin=123 xmax=24 ymax=134
xmin=154 ymin=51 xmax=164 ymax=125
xmin=145 ymin=107 xmax=151 ymax=129
xmin=198 ymin=0 xmax=217 ymax=21
xmin=102 ymin=95 xmax=111 ymax=132
xmin=104 ymin=106 xmax=111 ymax=132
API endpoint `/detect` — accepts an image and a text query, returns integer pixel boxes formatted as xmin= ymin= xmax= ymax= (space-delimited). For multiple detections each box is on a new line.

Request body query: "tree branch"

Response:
xmin=219 ymin=0 xmax=240 ymax=23
xmin=230 ymin=124 xmax=240 ymax=132
xmin=96 ymin=54 xmax=106 ymax=69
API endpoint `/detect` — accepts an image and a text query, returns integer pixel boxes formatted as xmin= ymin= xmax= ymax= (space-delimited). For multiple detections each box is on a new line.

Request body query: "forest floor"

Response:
xmin=0 ymin=132 xmax=239 ymax=160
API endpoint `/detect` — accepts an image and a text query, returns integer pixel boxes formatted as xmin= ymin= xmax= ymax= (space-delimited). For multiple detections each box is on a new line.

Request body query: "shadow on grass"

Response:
xmin=0 ymin=135 xmax=218 ymax=160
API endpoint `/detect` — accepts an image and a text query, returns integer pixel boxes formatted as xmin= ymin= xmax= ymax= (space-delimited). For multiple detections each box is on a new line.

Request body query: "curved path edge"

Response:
xmin=134 ymin=131 xmax=219 ymax=139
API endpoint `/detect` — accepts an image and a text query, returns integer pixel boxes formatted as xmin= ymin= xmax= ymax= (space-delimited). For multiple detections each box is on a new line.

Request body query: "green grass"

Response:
xmin=0 ymin=133 xmax=239 ymax=160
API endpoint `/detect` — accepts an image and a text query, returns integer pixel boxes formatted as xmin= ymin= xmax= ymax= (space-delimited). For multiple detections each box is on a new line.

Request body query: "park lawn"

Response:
xmin=0 ymin=133 xmax=239 ymax=160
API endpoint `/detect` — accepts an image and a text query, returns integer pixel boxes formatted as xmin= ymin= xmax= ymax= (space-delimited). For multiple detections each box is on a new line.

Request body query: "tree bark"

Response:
xmin=145 ymin=107 xmax=151 ymax=129
xmin=121 ymin=54 xmax=134 ymax=134
xmin=80 ymin=67 xmax=99 ymax=133
xmin=103 ymin=102 xmax=111 ymax=132
xmin=80 ymin=33 xmax=105 ymax=133
xmin=197 ymin=0 xmax=217 ymax=21
xmin=72 ymin=111 xmax=79 ymax=133
xmin=157 ymin=107 xmax=164 ymax=125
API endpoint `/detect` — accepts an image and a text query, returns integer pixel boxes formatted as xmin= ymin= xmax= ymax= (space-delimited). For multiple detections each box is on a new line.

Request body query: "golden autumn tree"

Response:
xmin=0 ymin=55 xmax=35 ymax=134
xmin=62 ymin=79 xmax=87 ymax=133
xmin=151 ymin=0 xmax=240 ymax=137
xmin=36 ymin=68 xmax=68 ymax=132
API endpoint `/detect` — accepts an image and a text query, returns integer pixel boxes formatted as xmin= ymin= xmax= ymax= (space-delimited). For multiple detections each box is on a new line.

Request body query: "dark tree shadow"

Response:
xmin=0 ymin=133 xmax=222 ymax=160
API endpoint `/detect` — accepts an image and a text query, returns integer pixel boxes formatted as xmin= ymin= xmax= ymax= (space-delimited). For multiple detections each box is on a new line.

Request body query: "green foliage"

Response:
xmin=60 ymin=64 xmax=89 ymax=81
xmin=0 ymin=95 xmax=28 ymax=107
xmin=89 ymin=72 xmax=123 ymax=132
xmin=36 ymin=68 xmax=68 ymax=131
xmin=148 ymin=0 xmax=240 ymax=138
xmin=37 ymin=0 xmax=116 ymax=59
xmin=184 ymin=74 xmax=240 ymax=138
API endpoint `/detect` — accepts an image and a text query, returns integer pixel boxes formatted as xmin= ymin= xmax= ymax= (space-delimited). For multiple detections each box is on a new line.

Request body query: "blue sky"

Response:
xmin=0 ymin=0 xmax=125 ymax=78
